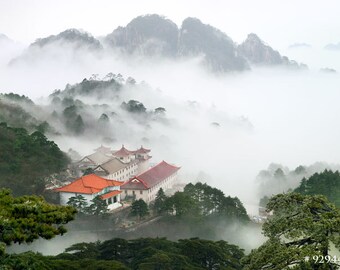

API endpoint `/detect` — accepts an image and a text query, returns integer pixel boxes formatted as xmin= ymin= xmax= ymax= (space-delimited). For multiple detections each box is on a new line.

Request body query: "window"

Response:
xmin=132 ymin=190 xmax=135 ymax=195
xmin=140 ymin=190 xmax=143 ymax=195
xmin=108 ymin=197 xmax=112 ymax=204
xmin=125 ymin=190 xmax=127 ymax=194
xmin=113 ymin=196 xmax=117 ymax=203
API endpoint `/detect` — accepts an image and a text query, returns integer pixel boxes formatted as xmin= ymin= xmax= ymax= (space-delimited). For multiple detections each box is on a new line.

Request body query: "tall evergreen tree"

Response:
xmin=153 ymin=188 xmax=167 ymax=214
xmin=131 ymin=199 xmax=149 ymax=220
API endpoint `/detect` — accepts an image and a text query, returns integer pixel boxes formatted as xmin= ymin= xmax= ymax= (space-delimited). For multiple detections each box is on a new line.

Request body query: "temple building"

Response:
xmin=78 ymin=151 xmax=112 ymax=170
xmin=121 ymin=161 xmax=180 ymax=203
xmin=88 ymin=145 xmax=151 ymax=181
xmin=54 ymin=174 xmax=123 ymax=210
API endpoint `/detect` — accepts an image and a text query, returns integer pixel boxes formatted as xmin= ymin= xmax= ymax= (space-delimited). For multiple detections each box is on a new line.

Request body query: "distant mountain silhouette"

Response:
xmin=324 ymin=42 xmax=340 ymax=51
xmin=30 ymin=28 xmax=103 ymax=50
xmin=105 ymin=14 xmax=178 ymax=57
xmin=9 ymin=15 xmax=306 ymax=71
xmin=238 ymin=33 xmax=306 ymax=68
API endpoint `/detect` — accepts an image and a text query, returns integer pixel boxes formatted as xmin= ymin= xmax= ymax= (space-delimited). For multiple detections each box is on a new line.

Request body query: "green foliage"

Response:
xmin=259 ymin=195 xmax=270 ymax=207
xmin=67 ymin=195 xmax=108 ymax=216
xmin=163 ymin=182 xmax=249 ymax=222
xmin=121 ymin=100 xmax=147 ymax=114
xmin=71 ymin=237 xmax=243 ymax=269
xmin=0 ymin=237 xmax=245 ymax=269
xmin=242 ymin=193 xmax=340 ymax=269
xmin=0 ymin=252 xmax=128 ymax=270
xmin=86 ymin=196 xmax=108 ymax=216
xmin=67 ymin=195 xmax=88 ymax=214
xmin=0 ymin=101 xmax=41 ymax=131
xmin=62 ymin=105 xmax=85 ymax=135
xmin=164 ymin=191 xmax=199 ymax=218
xmin=295 ymin=170 xmax=340 ymax=207
xmin=153 ymin=188 xmax=167 ymax=214
xmin=0 ymin=252 xmax=51 ymax=270
xmin=131 ymin=199 xmax=149 ymax=219
xmin=51 ymin=77 xmax=122 ymax=100
xmin=178 ymin=238 xmax=244 ymax=270
xmin=0 ymin=123 xmax=69 ymax=196
xmin=0 ymin=93 xmax=34 ymax=105
xmin=64 ymin=241 xmax=101 ymax=259
xmin=36 ymin=121 xmax=51 ymax=134
xmin=0 ymin=189 xmax=76 ymax=246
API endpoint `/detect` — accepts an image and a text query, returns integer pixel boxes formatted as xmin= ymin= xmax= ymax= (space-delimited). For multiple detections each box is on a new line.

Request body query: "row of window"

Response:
xmin=112 ymin=165 xmax=138 ymax=181
xmin=125 ymin=190 xmax=143 ymax=195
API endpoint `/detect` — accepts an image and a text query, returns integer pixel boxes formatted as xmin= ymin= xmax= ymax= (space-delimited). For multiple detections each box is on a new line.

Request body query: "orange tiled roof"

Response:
xmin=54 ymin=174 xmax=123 ymax=194
xmin=101 ymin=190 xmax=122 ymax=200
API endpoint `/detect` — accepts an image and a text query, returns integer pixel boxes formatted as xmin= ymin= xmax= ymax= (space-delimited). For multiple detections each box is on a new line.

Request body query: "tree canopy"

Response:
xmin=295 ymin=170 xmax=340 ymax=207
xmin=0 ymin=189 xmax=76 ymax=252
xmin=163 ymin=182 xmax=249 ymax=222
xmin=0 ymin=123 xmax=69 ymax=196
xmin=131 ymin=199 xmax=149 ymax=219
xmin=243 ymin=193 xmax=340 ymax=269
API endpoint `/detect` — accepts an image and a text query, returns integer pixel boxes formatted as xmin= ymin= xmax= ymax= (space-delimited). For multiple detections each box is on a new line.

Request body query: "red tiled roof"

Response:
xmin=134 ymin=146 xmax=151 ymax=154
xmin=113 ymin=145 xmax=133 ymax=157
xmin=122 ymin=161 xmax=180 ymax=190
xmin=101 ymin=190 xmax=122 ymax=200
xmin=54 ymin=174 xmax=123 ymax=194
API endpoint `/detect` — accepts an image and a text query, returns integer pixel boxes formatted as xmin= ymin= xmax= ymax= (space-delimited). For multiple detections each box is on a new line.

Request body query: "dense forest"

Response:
xmin=294 ymin=170 xmax=340 ymax=207
xmin=1 ymin=237 xmax=244 ymax=270
xmin=0 ymin=122 xmax=69 ymax=196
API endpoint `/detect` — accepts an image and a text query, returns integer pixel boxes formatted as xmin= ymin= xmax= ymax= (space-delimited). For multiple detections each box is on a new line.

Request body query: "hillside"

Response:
xmin=0 ymin=123 xmax=69 ymax=196
xmin=294 ymin=170 xmax=340 ymax=207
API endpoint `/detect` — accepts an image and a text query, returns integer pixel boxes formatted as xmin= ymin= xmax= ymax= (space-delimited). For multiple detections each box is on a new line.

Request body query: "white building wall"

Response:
xmin=121 ymin=171 xmax=178 ymax=204
xmin=59 ymin=186 xmax=122 ymax=210
xmin=59 ymin=192 xmax=94 ymax=206
xmin=108 ymin=163 xmax=138 ymax=182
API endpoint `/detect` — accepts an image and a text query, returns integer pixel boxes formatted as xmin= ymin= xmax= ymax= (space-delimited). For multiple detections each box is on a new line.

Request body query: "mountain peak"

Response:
xmin=105 ymin=14 xmax=178 ymax=57
xmin=238 ymin=34 xmax=285 ymax=65
xmin=179 ymin=17 xmax=247 ymax=72
xmin=31 ymin=28 xmax=102 ymax=50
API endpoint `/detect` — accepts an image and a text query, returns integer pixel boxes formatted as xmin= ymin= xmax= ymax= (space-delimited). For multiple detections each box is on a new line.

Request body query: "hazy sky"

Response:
xmin=1 ymin=0 xmax=339 ymax=49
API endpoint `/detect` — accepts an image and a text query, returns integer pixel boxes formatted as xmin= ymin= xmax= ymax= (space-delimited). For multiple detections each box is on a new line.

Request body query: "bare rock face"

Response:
xmin=238 ymin=33 xmax=283 ymax=65
xmin=105 ymin=14 xmax=179 ymax=57
xmin=105 ymin=15 xmax=248 ymax=72
xmin=238 ymin=33 xmax=307 ymax=69
xmin=178 ymin=18 xmax=249 ymax=72
xmin=8 ymin=14 xmax=307 ymax=72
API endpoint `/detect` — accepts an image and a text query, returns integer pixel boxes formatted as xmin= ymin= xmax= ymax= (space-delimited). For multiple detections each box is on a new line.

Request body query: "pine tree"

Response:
xmin=131 ymin=199 xmax=149 ymax=220
xmin=153 ymin=188 xmax=167 ymax=214
xmin=0 ymin=189 xmax=76 ymax=252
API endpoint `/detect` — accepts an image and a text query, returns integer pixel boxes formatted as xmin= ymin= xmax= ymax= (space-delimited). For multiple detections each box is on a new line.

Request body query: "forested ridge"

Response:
xmin=0 ymin=122 xmax=69 ymax=196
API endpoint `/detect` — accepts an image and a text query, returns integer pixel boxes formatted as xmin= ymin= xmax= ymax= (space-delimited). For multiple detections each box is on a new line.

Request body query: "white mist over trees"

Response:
xmin=1 ymin=14 xmax=340 ymax=212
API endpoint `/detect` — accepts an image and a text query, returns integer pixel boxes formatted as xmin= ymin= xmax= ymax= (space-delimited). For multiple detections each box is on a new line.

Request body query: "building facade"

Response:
xmin=79 ymin=145 xmax=152 ymax=182
xmin=121 ymin=161 xmax=180 ymax=203
xmin=54 ymin=174 xmax=124 ymax=210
